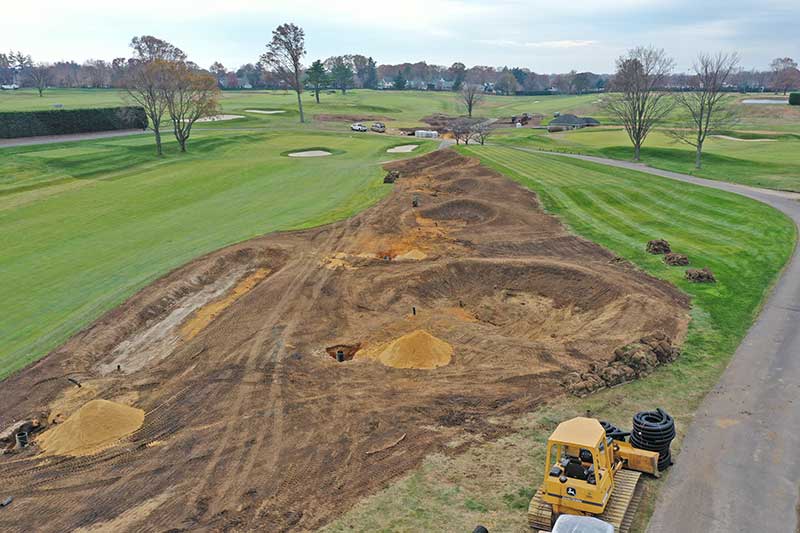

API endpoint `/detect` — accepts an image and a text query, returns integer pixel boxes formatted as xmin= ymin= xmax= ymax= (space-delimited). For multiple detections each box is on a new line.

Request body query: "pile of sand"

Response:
xmin=376 ymin=330 xmax=453 ymax=369
xmin=395 ymin=249 xmax=427 ymax=260
xmin=38 ymin=399 xmax=144 ymax=456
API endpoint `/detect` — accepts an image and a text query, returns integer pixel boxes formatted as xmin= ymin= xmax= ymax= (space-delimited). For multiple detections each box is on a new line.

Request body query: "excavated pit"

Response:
xmin=0 ymin=149 xmax=690 ymax=533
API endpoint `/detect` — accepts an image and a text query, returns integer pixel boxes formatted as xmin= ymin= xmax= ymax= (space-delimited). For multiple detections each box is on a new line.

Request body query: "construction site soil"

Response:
xmin=0 ymin=150 xmax=690 ymax=532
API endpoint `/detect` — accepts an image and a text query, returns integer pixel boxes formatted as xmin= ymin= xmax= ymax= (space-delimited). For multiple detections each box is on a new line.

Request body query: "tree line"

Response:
xmin=5 ymin=45 xmax=797 ymax=97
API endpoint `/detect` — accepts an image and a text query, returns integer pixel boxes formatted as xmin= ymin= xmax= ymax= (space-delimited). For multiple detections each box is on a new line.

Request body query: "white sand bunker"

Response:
xmin=387 ymin=144 xmax=419 ymax=153
xmin=288 ymin=150 xmax=332 ymax=158
xmin=245 ymin=109 xmax=286 ymax=115
xmin=195 ymin=114 xmax=245 ymax=122
xmin=712 ymin=135 xmax=776 ymax=143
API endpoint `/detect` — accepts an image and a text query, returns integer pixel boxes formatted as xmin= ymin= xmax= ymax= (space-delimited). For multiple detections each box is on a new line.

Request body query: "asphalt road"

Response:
xmin=514 ymin=148 xmax=800 ymax=533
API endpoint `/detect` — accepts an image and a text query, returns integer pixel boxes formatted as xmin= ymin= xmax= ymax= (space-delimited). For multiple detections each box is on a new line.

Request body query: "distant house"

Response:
xmin=377 ymin=79 xmax=393 ymax=90
xmin=435 ymin=78 xmax=455 ymax=91
xmin=408 ymin=80 xmax=428 ymax=91
xmin=547 ymin=114 xmax=600 ymax=132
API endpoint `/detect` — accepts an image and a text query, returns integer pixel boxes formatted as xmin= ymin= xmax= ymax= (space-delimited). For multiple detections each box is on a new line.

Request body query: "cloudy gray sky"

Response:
xmin=3 ymin=0 xmax=798 ymax=73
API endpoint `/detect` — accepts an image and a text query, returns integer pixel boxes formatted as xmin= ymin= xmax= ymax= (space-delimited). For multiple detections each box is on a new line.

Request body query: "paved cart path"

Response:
xmin=510 ymin=147 xmax=800 ymax=533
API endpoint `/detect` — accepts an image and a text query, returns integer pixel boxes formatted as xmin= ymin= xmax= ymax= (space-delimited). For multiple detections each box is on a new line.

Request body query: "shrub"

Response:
xmin=0 ymin=106 xmax=148 ymax=139
xmin=790 ymin=92 xmax=800 ymax=106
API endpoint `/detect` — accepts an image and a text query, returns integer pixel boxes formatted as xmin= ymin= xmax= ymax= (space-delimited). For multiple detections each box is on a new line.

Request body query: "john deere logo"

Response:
xmin=566 ymin=487 xmax=577 ymax=496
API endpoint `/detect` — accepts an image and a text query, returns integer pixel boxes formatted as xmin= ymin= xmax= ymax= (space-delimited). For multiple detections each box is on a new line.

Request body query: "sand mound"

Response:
xmin=376 ymin=330 xmax=453 ymax=369
xmin=38 ymin=399 xmax=144 ymax=456
xmin=288 ymin=150 xmax=331 ymax=158
xmin=395 ymin=249 xmax=427 ymax=260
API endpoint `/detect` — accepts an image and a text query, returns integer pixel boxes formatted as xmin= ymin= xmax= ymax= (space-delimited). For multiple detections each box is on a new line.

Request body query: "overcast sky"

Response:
xmin=3 ymin=0 xmax=798 ymax=73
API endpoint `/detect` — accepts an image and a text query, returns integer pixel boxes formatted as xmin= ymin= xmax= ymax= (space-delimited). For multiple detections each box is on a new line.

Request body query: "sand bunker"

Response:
xmin=194 ymin=115 xmax=245 ymax=122
xmin=38 ymin=399 xmax=144 ymax=456
xmin=245 ymin=109 xmax=286 ymax=114
xmin=181 ymin=268 xmax=270 ymax=340
xmin=712 ymin=135 xmax=775 ymax=142
xmin=374 ymin=330 xmax=453 ymax=369
xmin=288 ymin=150 xmax=332 ymax=158
xmin=387 ymin=145 xmax=419 ymax=153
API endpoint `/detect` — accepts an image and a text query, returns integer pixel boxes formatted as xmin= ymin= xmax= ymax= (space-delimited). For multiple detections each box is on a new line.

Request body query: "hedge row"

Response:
xmin=0 ymin=106 xmax=148 ymax=139
xmin=790 ymin=93 xmax=800 ymax=106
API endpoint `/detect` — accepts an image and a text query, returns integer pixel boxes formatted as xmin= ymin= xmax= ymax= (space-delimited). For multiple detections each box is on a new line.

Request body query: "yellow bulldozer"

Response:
xmin=528 ymin=417 xmax=664 ymax=532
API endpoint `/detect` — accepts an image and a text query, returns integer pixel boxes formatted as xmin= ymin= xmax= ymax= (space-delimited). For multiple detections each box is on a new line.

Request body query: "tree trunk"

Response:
xmin=695 ymin=143 xmax=703 ymax=169
xmin=315 ymin=88 xmax=320 ymax=103
xmin=38 ymin=87 xmax=43 ymax=97
xmin=296 ymin=90 xmax=304 ymax=123
xmin=154 ymin=128 xmax=163 ymax=156
xmin=633 ymin=142 xmax=641 ymax=162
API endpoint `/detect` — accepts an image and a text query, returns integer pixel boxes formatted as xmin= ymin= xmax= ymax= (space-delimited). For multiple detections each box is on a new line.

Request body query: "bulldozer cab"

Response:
xmin=542 ymin=418 xmax=614 ymax=515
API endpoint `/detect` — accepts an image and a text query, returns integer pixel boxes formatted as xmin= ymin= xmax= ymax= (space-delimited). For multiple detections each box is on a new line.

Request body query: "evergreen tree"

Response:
xmin=305 ymin=59 xmax=328 ymax=103
xmin=393 ymin=69 xmax=407 ymax=90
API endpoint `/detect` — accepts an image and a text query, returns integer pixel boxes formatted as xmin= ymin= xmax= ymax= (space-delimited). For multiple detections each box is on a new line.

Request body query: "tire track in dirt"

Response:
xmin=193 ymin=224 xmax=353 ymax=518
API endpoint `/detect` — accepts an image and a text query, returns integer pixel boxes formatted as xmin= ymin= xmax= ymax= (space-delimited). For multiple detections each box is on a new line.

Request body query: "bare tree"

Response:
xmin=451 ymin=118 xmax=473 ymax=145
xmin=470 ymin=121 xmax=492 ymax=145
xmin=460 ymin=84 xmax=483 ymax=117
xmin=603 ymin=46 xmax=675 ymax=161
xmin=261 ymin=23 xmax=306 ymax=123
xmin=163 ymin=62 xmax=220 ymax=152
xmin=124 ymin=59 xmax=170 ymax=155
xmin=770 ymin=57 xmax=799 ymax=95
xmin=26 ymin=63 xmax=52 ymax=97
xmin=669 ymin=52 xmax=740 ymax=169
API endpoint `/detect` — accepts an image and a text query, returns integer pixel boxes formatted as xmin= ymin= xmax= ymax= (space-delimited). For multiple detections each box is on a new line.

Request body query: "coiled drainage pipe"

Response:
xmin=600 ymin=420 xmax=630 ymax=441
xmin=630 ymin=408 xmax=676 ymax=471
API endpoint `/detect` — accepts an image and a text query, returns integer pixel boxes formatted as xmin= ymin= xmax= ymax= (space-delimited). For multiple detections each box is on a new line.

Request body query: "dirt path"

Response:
xmin=512 ymin=147 xmax=800 ymax=533
xmin=0 ymin=150 xmax=689 ymax=532
xmin=0 ymin=129 xmax=147 ymax=148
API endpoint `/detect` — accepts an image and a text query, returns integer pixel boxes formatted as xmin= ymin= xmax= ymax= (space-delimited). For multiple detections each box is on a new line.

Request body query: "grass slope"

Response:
xmin=322 ymin=146 xmax=795 ymax=532
xmin=496 ymin=127 xmax=800 ymax=192
xmin=0 ymin=131 xmax=434 ymax=379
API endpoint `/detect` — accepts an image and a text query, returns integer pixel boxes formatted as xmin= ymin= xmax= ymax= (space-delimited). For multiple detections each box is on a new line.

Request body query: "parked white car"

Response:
xmin=350 ymin=123 xmax=368 ymax=132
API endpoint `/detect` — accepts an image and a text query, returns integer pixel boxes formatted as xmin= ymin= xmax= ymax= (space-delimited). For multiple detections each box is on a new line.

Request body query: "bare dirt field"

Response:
xmin=0 ymin=150 xmax=689 ymax=532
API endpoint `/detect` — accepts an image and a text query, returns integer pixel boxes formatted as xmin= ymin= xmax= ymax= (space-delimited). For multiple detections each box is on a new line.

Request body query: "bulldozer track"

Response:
xmin=527 ymin=470 xmax=643 ymax=532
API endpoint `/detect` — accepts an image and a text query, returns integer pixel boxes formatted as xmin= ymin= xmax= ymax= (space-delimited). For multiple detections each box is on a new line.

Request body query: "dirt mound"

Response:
xmin=421 ymin=199 xmax=496 ymax=225
xmin=37 ymin=399 xmax=144 ymax=456
xmin=647 ymin=239 xmax=671 ymax=254
xmin=561 ymin=332 xmax=680 ymax=396
xmin=686 ymin=267 xmax=716 ymax=283
xmin=374 ymin=330 xmax=453 ymax=369
xmin=421 ymin=114 xmax=481 ymax=133
xmin=664 ymin=253 xmax=689 ymax=266
xmin=0 ymin=149 xmax=690 ymax=532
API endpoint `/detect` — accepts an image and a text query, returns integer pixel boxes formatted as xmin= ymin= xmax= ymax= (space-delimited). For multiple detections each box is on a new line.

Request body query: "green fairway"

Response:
xmin=0 ymin=88 xmax=599 ymax=129
xmin=0 ymin=131 xmax=434 ymax=379
xmin=323 ymin=146 xmax=795 ymax=532
xmin=495 ymin=126 xmax=800 ymax=191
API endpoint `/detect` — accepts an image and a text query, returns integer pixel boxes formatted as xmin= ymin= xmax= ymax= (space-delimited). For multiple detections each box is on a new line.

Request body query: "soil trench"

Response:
xmin=0 ymin=150 xmax=690 ymax=533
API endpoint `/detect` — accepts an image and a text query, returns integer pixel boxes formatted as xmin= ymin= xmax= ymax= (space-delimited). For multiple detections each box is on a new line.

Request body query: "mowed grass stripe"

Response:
xmin=480 ymin=147 xmax=759 ymax=250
